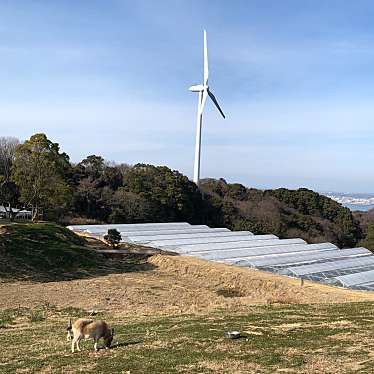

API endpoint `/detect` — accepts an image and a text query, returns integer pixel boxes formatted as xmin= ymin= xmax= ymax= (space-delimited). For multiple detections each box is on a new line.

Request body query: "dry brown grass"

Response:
xmin=4 ymin=226 xmax=374 ymax=373
xmin=1 ymin=253 xmax=374 ymax=317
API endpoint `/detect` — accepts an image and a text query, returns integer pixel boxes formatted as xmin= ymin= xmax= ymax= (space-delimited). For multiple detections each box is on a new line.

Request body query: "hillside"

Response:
xmin=201 ymin=179 xmax=361 ymax=248
xmin=354 ymin=208 xmax=374 ymax=233
xmin=0 ymin=223 xmax=99 ymax=281
xmin=0 ymin=222 xmax=151 ymax=282
xmin=1 ymin=132 xmax=363 ymax=248
xmin=2 ymin=224 xmax=374 ymax=373
xmin=2 ymin=253 xmax=374 ymax=373
xmin=2 ymin=251 xmax=374 ymax=313
xmin=64 ymin=161 xmax=361 ymax=248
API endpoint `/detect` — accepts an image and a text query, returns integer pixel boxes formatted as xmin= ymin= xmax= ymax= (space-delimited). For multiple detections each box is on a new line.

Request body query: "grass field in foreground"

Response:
xmin=1 ymin=302 xmax=374 ymax=373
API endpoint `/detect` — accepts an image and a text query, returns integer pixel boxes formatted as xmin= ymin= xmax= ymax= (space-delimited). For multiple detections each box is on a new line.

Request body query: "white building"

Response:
xmin=0 ymin=206 xmax=32 ymax=220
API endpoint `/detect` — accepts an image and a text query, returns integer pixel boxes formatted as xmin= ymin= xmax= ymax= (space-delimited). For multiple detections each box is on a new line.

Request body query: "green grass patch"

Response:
xmin=0 ymin=309 xmax=16 ymax=328
xmin=2 ymin=302 xmax=374 ymax=373
xmin=28 ymin=309 xmax=45 ymax=323
xmin=0 ymin=222 xmax=153 ymax=282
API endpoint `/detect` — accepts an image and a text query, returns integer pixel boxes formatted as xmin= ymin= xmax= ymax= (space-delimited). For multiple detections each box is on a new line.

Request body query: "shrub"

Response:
xmin=104 ymin=229 xmax=122 ymax=248
xmin=28 ymin=309 xmax=44 ymax=323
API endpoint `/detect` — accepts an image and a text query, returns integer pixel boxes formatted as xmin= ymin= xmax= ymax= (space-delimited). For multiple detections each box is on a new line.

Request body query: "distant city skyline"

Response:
xmin=2 ymin=1 xmax=374 ymax=192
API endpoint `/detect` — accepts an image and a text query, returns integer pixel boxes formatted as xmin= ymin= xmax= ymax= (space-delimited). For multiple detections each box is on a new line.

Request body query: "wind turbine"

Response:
xmin=189 ymin=30 xmax=225 ymax=186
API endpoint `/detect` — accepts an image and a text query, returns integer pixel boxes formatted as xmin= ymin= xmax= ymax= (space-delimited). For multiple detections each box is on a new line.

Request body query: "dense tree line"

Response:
xmin=200 ymin=179 xmax=361 ymax=248
xmin=0 ymin=133 xmax=366 ymax=248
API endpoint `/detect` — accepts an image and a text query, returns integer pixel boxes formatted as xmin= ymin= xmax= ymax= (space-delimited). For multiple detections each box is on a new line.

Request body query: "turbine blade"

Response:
xmin=199 ymin=90 xmax=208 ymax=114
xmin=208 ymin=90 xmax=225 ymax=118
xmin=204 ymin=30 xmax=209 ymax=85
xmin=200 ymin=90 xmax=208 ymax=113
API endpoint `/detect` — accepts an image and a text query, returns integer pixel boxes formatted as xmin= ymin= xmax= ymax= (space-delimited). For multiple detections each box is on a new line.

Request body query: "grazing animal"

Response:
xmin=67 ymin=318 xmax=74 ymax=341
xmin=67 ymin=318 xmax=115 ymax=353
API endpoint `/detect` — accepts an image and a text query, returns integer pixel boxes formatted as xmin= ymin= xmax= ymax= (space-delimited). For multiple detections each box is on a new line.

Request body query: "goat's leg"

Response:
xmin=76 ymin=338 xmax=81 ymax=352
xmin=71 ymin=338 xmax=76 ymax=353
xmin=67 ymin=330 xmax=73 ymax=341
xmin=94 ymin=339 xmax=99 ymax=352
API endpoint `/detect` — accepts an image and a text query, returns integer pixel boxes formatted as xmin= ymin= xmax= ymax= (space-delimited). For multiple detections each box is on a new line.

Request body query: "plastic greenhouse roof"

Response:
xmin=228 ymin=247 xmax=371 ymax=268
xmin=329 ymin=267 xmax=374 ymax=287
xmin=118 ymin=227 xmax=229 ymax=237
xmin=94 ymin=227 xmax=229 ymax=236
xmin=129 ymin=231 xmax=253 ymax=244
xmin=280 ymin=254 xmax=374 ymax=277
xmin=150 ymin=234 xmax=277 ymax=249
xmin=68 ymin=222 xmax=374 ymax=292
xmin=85 ymin=225 xmax=209 ymax=234
xmin=193 ymin=242 xmax=337 ymax=261
xmin=353 ymin=282 xmax=374 ymax=291
xmin=68 ymin=222 xmax=191 ymax=232
xmin=166 ymin=238 xmax=304 ymax=253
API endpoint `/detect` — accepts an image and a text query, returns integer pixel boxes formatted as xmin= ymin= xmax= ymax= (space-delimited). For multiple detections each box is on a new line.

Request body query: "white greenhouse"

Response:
xmin=68 ymin=222 xmax=374 ymax=292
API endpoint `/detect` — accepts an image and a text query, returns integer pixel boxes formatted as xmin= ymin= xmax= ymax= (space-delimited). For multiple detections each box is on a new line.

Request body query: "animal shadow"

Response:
xmin=112 ymin=340 xmax=142 ymax=348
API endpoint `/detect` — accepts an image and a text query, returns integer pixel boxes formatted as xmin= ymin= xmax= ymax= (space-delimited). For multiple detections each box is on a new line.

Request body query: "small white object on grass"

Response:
xmin=224 ymin=330 xmax=241 ymax=339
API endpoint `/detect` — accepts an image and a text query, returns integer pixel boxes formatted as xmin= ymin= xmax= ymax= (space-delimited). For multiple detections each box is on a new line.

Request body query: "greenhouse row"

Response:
xmin=68 ymin=222 xmax=374 ymax=291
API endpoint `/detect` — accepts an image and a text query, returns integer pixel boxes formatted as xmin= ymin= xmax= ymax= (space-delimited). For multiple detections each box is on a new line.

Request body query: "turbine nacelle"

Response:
xmin=189 ymin=84 xmax=207 ymax=92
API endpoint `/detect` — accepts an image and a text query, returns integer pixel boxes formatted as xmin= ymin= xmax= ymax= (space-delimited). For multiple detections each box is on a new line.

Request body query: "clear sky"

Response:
xmin=1 ymin=0 xmax=374 ymax=193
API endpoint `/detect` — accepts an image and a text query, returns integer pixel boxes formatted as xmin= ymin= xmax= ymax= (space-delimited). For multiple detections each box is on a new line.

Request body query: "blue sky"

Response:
xmin=1 ymin=1 xmax=374 ymax=192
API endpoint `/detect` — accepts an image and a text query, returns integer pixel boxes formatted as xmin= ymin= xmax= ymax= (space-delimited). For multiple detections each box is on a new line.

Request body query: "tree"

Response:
xmin=70 ymin=156 xmax=128 ymax=221
xmin=199 ymin=179 xmax=361 ymax=247
xmin=104 ymin=229 xmax=122 ymax=248
xmin=122 ymin=164 xmax=204 ymax=223
xmin=109 ymin=189 xmax=152 ymax=223
xmin=12 ymin=134 xmax=71 ymax=221
xmin=74 ymin=176 xmax=103 ymax=219
xmin=77 ymin=155 xmax=105 ymax=179
xmin=359 ymin=223 xmax=374 ymax=251
xmin=0 ymin=181 xmax=20 ymax=220
xmin=0 ymin=137 xmax=20 ymax=220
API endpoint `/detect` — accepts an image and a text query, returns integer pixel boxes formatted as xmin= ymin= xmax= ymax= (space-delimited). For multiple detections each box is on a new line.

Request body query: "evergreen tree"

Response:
xmin=104 ymin=229 xmax=122 ymax=248
xmin=359 ymin=223 xmax=374 ymax=251
xmin=12 ymin=134 xmax=71 ymax=221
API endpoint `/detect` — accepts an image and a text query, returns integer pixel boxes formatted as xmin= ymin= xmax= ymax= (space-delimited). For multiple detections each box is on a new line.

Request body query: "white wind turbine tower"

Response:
xmin=189 ymin=30 xmax=225 ymax=186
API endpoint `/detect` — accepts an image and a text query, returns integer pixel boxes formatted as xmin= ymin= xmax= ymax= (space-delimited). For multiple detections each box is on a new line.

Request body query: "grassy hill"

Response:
xmin=0 ymin=222 xmax=154 ymax=282
xmin=1 ymin=222 xmax=374 ymax=372
xmin=0 ymin=222 xmax=104 ymax=281
xmin=1 ymin=252 xmax=374 ymax=373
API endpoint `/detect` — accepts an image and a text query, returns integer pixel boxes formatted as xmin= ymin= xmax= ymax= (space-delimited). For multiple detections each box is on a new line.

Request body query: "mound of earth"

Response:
xmin=149 ymin=255 xmax=374 ymax=305
xmin=1 ymin=253 xmax=373 ymax=316
xmin=0 ymin=222 xmax=113 ymax=281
